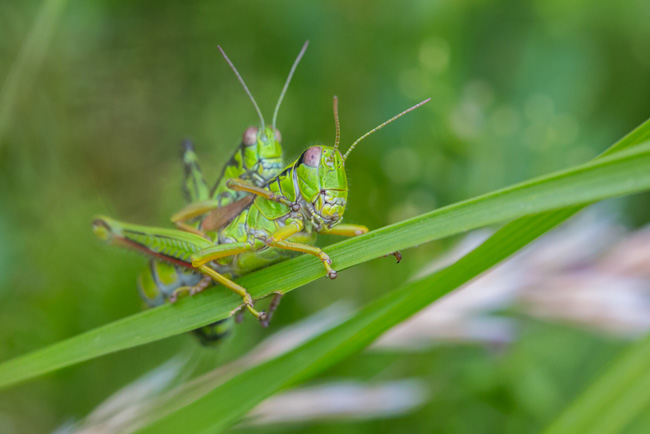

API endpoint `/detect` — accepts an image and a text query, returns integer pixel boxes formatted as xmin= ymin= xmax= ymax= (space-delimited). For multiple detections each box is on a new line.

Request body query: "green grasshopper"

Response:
xmin=173 ymin=41 xmax=309 ymax=235
xmin=134 ymin=42 xmax=308 ymax=343
xmin=93 ymin=96 xmax=430 ymax=325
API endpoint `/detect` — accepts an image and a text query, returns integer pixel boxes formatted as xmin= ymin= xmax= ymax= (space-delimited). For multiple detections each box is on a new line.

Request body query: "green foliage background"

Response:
xmin=1 ymin=1 xmax=649 ymax=432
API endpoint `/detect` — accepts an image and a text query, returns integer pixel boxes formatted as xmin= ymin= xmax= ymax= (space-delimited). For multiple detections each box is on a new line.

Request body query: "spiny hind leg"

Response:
xmin=181 ymin=140 xmax=210 ymax=203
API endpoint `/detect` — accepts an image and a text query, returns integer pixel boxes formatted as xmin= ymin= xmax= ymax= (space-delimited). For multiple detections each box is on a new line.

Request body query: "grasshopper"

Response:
xmin=134 ymin=42 xmax=308 ymax=344
xmin=173 ymin=41 xmax=309 ymax=235
xmin=94 ymin=96 xmax=430 ymax=326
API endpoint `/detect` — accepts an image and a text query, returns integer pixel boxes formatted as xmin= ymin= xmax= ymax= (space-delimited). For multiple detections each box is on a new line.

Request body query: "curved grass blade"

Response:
xmin=134 ymin=118 xmax=650 ymax=434
xmin=135 ymin=210 xmax=580 ymax=434
xmin=543 ymin=331 xmax=650 ymax=434
xmin=0 ymin=129 xmax=650 ymax=390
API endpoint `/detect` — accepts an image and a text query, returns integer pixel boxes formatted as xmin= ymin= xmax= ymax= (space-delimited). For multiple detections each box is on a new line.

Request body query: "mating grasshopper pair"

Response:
xmin=93 ymin=42 xmax=429 ymax=344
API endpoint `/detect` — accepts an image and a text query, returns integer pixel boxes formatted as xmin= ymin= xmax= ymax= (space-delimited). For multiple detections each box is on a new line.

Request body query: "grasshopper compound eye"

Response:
xmin=302 ymin=146 xmax=321 ymax=167
xmin=243 ymin=127 xmax=258 ymax=146
xmin=274 ymin=128 xmax=282 ymax=143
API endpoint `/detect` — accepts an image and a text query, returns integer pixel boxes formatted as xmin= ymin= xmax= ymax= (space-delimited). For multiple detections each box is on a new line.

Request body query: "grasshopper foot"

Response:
xmin=259 ymin=293 xmax=283 ymax=328
xmin=257 ymin=310 xmax=268 ymax=326
xmin=319 ymin=253 xmax=337 ymax=279
xmin=383 ymin=251 xmax=402 ymax=264
xmin=244 ymin=302 xmax=267 ymax=323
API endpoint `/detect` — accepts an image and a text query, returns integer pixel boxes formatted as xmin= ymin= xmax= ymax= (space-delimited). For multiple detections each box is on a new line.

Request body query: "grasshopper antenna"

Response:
xmin=218 ymin=45 xmax=266 ymax=131
xmin=343 ymin=98 xmax=431 ymax=161
xmin=272 ymin=40 xmax=309 ymax=131
xmin=333 ymin=95 xmax=341 ymax=152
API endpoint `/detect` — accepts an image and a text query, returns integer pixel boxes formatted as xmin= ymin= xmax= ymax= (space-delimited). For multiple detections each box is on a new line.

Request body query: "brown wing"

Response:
xmin=200 ymin=195 xmax=255 ymax=232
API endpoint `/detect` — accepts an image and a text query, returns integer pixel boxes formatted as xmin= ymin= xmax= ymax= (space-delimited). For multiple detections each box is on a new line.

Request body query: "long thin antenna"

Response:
xmin=343 ymin=98 xmax=431 ymax=161
xmin=218 ymin=45 xmax=265 ymax=131
xmin=272 ymin=40 xmax=309 ymax=130
xmin=333 ymin=95 xmax=341 ymax=151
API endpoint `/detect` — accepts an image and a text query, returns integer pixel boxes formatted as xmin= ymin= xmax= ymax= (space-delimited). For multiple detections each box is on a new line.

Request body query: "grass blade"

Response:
xmin=134 ymin=118 xmax=650 ymax=433
xmin=0 ymin=125 xmax=649 ymax=390
xmin=544 ymin=325 xmax=650 ymax=433
xmin=136 ymin=211 xmax=580 ymax=433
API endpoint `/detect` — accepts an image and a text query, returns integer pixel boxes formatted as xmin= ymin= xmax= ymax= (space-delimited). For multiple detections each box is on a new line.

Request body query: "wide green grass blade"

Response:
xmin=544 ymin=329 xmax=650 ymax=433
xmin=0 ymin=124 xmax=649 ymax=390
xmin=136 ymin=211 xmax=580 ymax=434
xmin=135 ymin=118 xmax=650 ymax=433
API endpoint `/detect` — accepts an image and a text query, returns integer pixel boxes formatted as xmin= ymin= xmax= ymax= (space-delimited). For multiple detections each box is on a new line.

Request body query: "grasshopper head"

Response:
xmin=296 ymin=145 xmax=348 ymax=228
xmin=242 ymin=126 xmax=283 ymax=181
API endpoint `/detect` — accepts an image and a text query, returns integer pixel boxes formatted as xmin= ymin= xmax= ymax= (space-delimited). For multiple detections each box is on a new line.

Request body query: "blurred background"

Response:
xmin=1 ymin=0 xmax=650 ymax=433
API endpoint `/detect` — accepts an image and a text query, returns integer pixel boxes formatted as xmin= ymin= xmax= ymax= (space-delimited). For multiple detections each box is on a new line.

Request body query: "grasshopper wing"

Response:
xmin=201 ymin=195 xmax=255 ymax=232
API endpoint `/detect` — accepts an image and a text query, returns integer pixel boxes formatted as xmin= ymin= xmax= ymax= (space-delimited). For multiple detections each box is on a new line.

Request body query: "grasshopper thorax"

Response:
xmin=296 ymin=145 xmax=348 ymax=229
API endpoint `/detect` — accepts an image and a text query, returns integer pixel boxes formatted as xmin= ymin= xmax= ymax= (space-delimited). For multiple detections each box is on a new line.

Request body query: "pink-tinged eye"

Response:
xmin=274 ymin=128 xmax=282 ymax=143
xmin=302 ymin=146 xmax=321 ymax=167
xmin=243 ymin=127 xmax=258 ymax=146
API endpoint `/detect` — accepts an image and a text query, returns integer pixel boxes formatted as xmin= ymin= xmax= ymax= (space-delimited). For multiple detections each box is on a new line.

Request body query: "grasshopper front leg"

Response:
xmin=318 ymin=224 xmax=369 ymax=237
xmin=319 ymin=224 xmax=401 ymax=263
xmin=264 ymin=219 xmax=338 ymax=279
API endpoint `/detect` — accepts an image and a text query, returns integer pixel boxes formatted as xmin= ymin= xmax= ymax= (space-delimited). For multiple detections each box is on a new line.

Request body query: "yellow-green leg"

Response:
xmin=171 ymin=199 xmax=222 ymax=224
xmin=191 ymin=242 xmax=251 ymax=267
xmin=197 ymin=264 xmax=266 ymax=321
xmin=265 ymin=220 xmax=338 ymax=278
xmin=269 ymin=239 xmax=337 ymax=279
xmin=189 ymin=241 xmax=266 ymax=321
xmin=320 ymin=223 xmax=401 ymax=262
xmin=226 ymin=178 xmax=298 ymax=210
xmin=318 ymin=224 xmax=369 ymax=237
xmin=173 ymin=221 xmax=209 ymax=238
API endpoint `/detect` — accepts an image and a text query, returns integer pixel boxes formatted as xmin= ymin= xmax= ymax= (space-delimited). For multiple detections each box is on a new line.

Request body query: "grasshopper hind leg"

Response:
xmin=181 ymin=140 xmax=210 ymax=203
